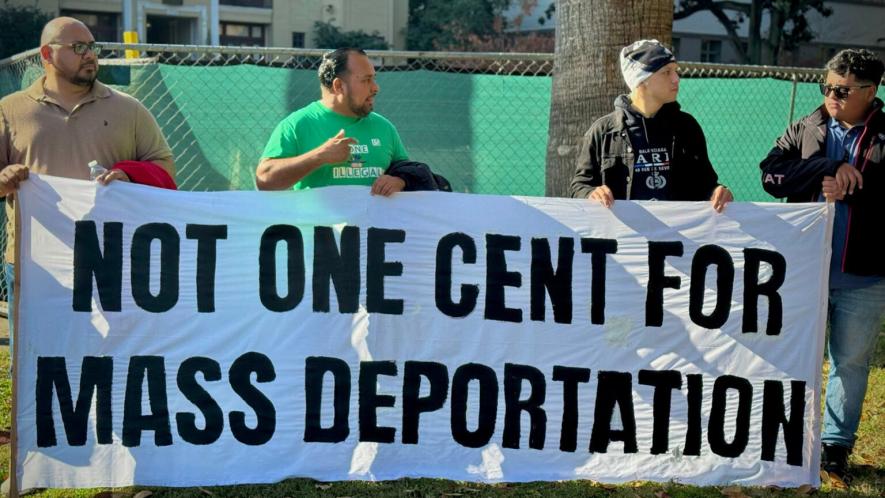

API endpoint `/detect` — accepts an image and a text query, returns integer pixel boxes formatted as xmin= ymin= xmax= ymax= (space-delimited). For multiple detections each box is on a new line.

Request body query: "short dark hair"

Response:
xmin=825 ymin=49 xmax=884 ymax=86
xmin=318 ymin=48 xmax=366 ymax=89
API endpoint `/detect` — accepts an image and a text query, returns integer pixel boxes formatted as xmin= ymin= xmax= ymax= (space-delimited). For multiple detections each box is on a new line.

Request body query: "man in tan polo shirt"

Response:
xmin=0 ymin=17 xmax=174 ymax=367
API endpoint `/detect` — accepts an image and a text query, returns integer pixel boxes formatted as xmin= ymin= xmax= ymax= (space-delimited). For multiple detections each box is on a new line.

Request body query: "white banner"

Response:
xmin=15 ymin=175 xmax=832 ymax=489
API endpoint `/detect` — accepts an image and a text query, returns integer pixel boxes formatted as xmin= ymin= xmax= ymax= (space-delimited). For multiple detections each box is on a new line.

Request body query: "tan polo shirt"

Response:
xmin=0 ymin=77 xmax=174 ymax=263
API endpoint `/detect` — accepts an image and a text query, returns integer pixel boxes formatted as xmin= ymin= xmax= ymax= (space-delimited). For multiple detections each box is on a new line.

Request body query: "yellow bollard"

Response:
xmin=123 ymin=31 xmax=139 ymax=59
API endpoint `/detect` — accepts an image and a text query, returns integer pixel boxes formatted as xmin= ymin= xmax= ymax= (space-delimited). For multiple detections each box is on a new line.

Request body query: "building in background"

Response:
xmin=670 ymin=0 xmax=885 ymax=66
xmin=9 ymin=0 xmax=408 ymax=49
xmin=505 ymin=0 xmax=885 ymax=67
xmin=11 ymin=1 xmax=884 ymax=65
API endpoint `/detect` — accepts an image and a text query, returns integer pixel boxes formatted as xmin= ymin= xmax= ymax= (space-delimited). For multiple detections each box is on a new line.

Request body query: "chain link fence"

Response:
xmin=1 ymin=43 xmax=883 ymax=303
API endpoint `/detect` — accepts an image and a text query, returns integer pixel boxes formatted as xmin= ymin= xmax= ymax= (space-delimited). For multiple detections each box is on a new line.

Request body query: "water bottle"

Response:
xmin=88 ymin=160 xmax=107 ymax=180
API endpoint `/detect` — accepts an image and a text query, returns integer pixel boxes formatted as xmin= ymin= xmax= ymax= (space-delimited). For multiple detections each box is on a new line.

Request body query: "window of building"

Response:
xmin=225 ymin=24 xmax=249 ymax=37
xmin=220 ymin=22 xmax=267 ymax=46
xmin=671 ymin=38 xmax=681 ymax=58
xmin=292 ymin=32 xmax=305 ymax=48
xmin=162 ymin=0 xmax=184 ymax=6
xmin=147 ymin=15 xmax=196 ymax=45
xmin=60 ymin=10 xmax=120 ymax=42
xmin=700 ymin=39 xmax=722 ymax=63
xmin=220 ymin=0 xmax=273 ymax=7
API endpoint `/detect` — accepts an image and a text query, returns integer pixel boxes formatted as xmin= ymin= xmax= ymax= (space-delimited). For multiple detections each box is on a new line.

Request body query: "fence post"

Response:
xmin=123 ymin=32 xmax=139 ymax=59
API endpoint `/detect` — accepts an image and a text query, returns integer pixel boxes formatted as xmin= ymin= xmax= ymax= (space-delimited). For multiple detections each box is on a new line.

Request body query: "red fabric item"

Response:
xmin=111 ymin=160 xmax=177 ymax=190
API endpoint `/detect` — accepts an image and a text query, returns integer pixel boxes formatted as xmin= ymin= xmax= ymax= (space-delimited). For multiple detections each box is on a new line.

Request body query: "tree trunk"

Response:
xmin=544 ymin=0 xmax=672 ymax=197
xmin=748 ymin=0 xmax=763 ymax=64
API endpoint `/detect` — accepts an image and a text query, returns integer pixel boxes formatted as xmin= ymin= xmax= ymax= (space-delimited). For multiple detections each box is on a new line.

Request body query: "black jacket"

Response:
xmin=386 ymin=160 xmax=452 ymax=192
xmin=759 ymin=98 xmax=885 ymax=276
xmin=570 ymin=96 xmax=720 ymax=200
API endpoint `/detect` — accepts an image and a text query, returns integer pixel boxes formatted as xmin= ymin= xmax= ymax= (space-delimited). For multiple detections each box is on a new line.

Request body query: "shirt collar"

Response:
xmin=827 ymin=116 xmax=863 ymax=136
xmin=25 ymin=76 xmax=112 ymax=104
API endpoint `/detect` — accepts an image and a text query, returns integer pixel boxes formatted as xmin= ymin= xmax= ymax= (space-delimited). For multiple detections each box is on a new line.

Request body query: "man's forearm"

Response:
xmin=255 ymin=148 xmax=327 ymax=190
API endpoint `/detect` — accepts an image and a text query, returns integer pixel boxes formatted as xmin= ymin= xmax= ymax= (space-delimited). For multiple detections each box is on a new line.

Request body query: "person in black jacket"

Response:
xmin=570 ymin=39 xmax=732 ymax=212
xmin=760 ymin=48 xmax=885 ymax=484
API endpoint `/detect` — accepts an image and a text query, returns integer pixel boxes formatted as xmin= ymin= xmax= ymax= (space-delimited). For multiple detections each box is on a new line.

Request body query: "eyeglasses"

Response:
xmin=819 ymin=83 xmax=872 ymax=100
xmin=49 ymin=41 xmax=102 ymax=56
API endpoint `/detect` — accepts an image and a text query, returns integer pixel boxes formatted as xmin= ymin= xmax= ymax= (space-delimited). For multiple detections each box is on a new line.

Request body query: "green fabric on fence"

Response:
xmin=379 ymin=70 xmax=478 ymax=194
xmin=125 ymin=64 xmax=311 ymax=191
xmin=679 ymin=78 xmax=797 ymax=202
xmin=113 ymin=65 xmax=884 ymax=200
xmin=115 ymin=65 xmax=552 ymax=195
xmin=381 ymin=70 xmax=550 ymax=196
xmin=470 ymin=73 xmax=550 ymax=195
xmin=3 ymin=61 xmax=884 ymax=200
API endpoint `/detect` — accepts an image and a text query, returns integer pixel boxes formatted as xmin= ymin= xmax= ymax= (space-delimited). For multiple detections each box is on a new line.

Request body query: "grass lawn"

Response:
xmin=1 ymin=320 xmax=882 ymax=498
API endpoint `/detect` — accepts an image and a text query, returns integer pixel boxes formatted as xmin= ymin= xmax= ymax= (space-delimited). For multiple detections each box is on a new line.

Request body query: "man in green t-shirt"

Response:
xmin=256 ymin=48 xmax=409 ymax=195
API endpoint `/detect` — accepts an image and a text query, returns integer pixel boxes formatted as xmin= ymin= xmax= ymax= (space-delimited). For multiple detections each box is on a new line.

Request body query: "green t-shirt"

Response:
xmin=261 ymin=101 xmax=409 ymax=190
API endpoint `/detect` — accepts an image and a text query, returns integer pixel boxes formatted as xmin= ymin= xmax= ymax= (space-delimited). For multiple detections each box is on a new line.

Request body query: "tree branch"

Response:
xmin=706 ymin=3 xmax=751 ymax=63
xmin=674 ymin=0 xmax=751 ymax=20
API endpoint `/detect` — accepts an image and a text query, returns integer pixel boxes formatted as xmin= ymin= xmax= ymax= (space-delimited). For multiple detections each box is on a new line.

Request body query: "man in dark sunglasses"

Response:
xmin=820 ymin=82 xmax=872 ymax=101
xmin=760 ymin=49 xmax=884 ymax=487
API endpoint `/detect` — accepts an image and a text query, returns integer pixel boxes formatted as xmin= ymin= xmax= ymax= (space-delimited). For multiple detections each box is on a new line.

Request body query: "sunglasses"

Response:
xmin=49 ymin=41 xmax=102 ymax=56
xmin=819 ymin=83 xmax=871 ymax=100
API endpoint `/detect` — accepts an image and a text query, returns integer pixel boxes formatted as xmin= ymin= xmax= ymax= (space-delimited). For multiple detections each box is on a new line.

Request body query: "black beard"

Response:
xmin=349 ymin=102 xmax=371 ymax=118
xmin=69 ymin=66 xmax=97 ymax=87
xmin=71 ymin=74 xmax=96 ymax=87
xmin=347 ymin=94 xmax=373 ymax=118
